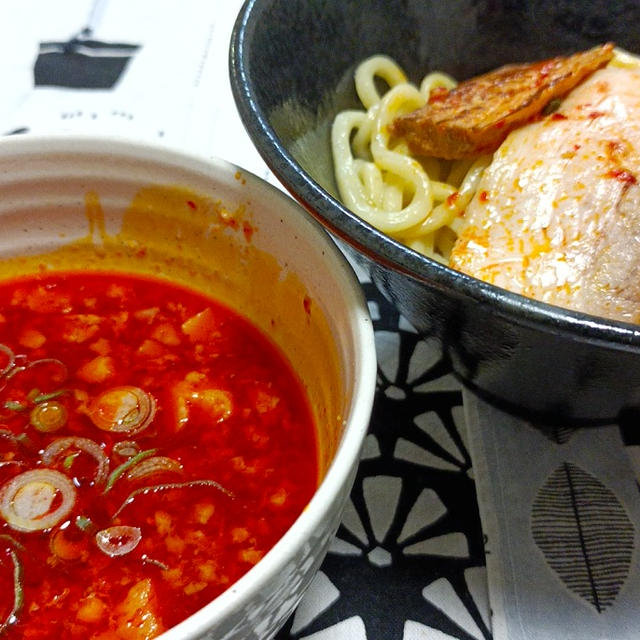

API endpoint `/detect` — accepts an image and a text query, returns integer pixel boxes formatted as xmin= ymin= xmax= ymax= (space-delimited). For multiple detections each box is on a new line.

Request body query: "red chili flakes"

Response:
xmin=550 ymin=112 xmax=568 ymax=121
xmin=588 ymin=110 xmax=605 ymax=119
xmin=478 ymin=190 xmax=489 ymax=203
xmin=605 ymin=140 xmax=630 ymax=165
xmin=225 ymin=217 xmax=240 ymax=231
xmin=604 ymin=168 xmax=637 ymax=185
xmin=560 ymin=143 xmax=581 ymax=160
xmin=536 ymin=61 xmax=554 ymax=84
xmin=186 ymin=200 xmax=197 ymax=210
xmin=446 ymin=192 xmax=460 ymax=208
xmin=302 ymin=295 xmax=312 ymax=315
xmin=242 ymin=221 xmax=255 ymax=243
xmin=428 ymin=86 xmax=449 ymax=104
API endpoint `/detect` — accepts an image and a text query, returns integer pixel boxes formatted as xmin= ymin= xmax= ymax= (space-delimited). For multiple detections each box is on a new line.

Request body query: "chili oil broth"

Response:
xmin=0 ymin=271 xmax=318 ymax=639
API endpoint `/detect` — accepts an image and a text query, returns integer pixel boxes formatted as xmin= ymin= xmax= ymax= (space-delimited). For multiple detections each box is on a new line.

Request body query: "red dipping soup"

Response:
xmin=0 ymin=272 xmax=318 ymax=639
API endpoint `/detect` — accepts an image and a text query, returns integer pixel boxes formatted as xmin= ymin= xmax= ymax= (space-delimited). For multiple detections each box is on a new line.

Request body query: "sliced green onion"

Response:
xmin=0 ymin=429 xmax=28 ymax=443
xmin=95 ymin=526 xmax=142 ymax=557
xmin=5 ymin=358 xmax=67 ymax=388
xmin=3 ymin=401 xmax=26 ymax=412
xmin=0 ymin=431 xmax=33 ymax=451
xmin=41 ymin=437 xmax=109 ymax=486
xmin=34 ymin=389 xmax=69 ymax=404
xmin=24 ymin=358 xmax=68 ymax=384
xmin=0 ymin=548 xmax=23 ymax=634
xmin=75 ymin=515 xmax=96 ymax=533
xmin=30 ymin=401 xmax=68 ymax=432
xmin=112 ymin=440 xmax=140 ymax=459
xmin=3 ymin=366 xmax=25 ymax=384
xmin=89 ymin=386 xmax=156 ymax=435
xmin=0 ymin=344 xmax=16 ymax=378
xmin=125 ymin=456 xmax=183 ymax=481
xmin=0 ymin=535 xmax=24 ymax=552
xmin=112 ymin=479 xmax=233 ymax=520
xmin=15 ymin=433 xmax=31 ymax=446
xmin=103 ymin=448 xmax=158 ymax=494
xmin=0 ymin=469 xmax=76 ymax=532
xmin=63 ymin=453 xmax=79 ymax=471
xmin=141 ymin=555 xmax=169 ymax=571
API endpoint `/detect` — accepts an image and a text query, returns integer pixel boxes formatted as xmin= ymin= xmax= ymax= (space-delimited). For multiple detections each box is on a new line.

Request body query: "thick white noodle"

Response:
xmin=354 ymin=55 xmax=408 ymax=108
xmin=400 ymin=155 xmax=491 ymax=239
xmin=332 ymin=54 xmax=476 ymax=258
xmin=611 ymin=47 xmax=640 ymax=69
xmin=332 ymin=84 xmax=434 ymax=233
xmin=420 ymin=71 xmax=456 ymax=96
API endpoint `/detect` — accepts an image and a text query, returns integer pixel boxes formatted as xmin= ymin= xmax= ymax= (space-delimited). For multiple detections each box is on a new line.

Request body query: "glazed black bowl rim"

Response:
xmin=229 ymin=0 xmax=640 ymax=354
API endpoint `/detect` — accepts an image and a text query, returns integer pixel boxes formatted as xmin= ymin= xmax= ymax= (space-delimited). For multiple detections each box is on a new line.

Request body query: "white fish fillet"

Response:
xmin=449 ymin=65 xmax=640 ymax=323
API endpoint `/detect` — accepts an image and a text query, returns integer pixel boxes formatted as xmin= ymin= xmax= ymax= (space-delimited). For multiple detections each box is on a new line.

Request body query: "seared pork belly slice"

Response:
xmin=449 ymin=65 xmax=640 ymax=324
xmin=391 ymin=43 xmax=613 ymax=159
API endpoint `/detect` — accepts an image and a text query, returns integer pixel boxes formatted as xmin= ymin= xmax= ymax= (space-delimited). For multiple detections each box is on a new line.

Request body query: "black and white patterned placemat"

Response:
xmin=275 ymin=276 xmax=491 ymax=640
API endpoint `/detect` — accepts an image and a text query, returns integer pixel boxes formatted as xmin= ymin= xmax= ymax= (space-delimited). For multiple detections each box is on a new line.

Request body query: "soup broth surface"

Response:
xmin=0 ymin=271 xmax=317 ymax=639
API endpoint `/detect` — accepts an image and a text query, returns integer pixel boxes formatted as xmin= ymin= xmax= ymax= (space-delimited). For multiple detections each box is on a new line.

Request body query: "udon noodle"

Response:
xmin=331 ymin=55 xmax=489 ymax=261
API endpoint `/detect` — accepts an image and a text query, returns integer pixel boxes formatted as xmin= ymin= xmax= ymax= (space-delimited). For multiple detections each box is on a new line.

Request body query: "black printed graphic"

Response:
xmin=34 ymin=30 xmax=140 ymax=89
xmin=33 ymin=0 xmax=139 ymax=90
xmin=532 ymin=462 xmax=634 ymax=612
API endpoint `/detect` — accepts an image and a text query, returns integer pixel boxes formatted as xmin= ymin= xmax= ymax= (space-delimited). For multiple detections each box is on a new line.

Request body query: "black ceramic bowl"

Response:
xmin=230 ymin=0 xmax=640 ymax=424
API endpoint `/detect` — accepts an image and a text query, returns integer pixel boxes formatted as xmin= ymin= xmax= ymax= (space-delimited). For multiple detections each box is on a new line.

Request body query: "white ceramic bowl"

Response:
xmin=0 ymin=135 xmax=377 ymax=640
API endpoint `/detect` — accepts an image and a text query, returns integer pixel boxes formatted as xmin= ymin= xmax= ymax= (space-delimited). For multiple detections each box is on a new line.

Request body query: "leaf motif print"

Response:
xmin=527 ymin=421 xmax=577 ymax=444
xmin=531 ymin=462 xmax=634 ymax=612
